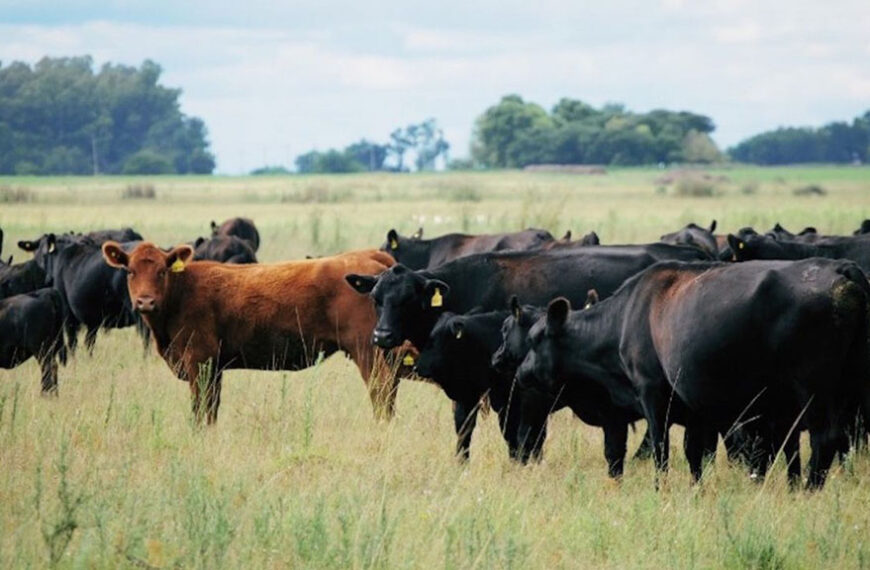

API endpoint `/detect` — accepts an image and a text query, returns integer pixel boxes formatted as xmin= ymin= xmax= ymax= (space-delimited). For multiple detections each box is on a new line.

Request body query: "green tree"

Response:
xmin=471 ymin=95 xmax=554 ymax=167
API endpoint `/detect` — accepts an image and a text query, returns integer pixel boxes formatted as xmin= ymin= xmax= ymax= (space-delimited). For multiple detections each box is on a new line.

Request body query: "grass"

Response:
xmin=2 ymin=165 xmax=870 ymax=568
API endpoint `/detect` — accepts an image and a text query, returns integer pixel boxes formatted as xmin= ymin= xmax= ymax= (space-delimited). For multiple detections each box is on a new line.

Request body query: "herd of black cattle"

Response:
xmin=3 ymin=216 xmax=870 ymax=490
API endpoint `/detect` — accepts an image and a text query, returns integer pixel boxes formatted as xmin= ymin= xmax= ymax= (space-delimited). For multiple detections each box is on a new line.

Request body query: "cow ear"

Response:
xmin=423 ymin=279 xmax=449 ymax=309
xmin=166 ymin=244 xmax=194 ymax=272
xmin=584 ymin=289 xmax=599 ymax=309
xmin=561 ymin=230 xmax=572 ymax=241
xmin=726 ymin=234 xmax=746 ymax=260
xmin=546 ymin=297 xmax=570 ymax=334
xmin=345 ymin=274 xmax=378 ymax=294
xmin=102 ymin=241 xmax=129 ymax=268
xmin=412 ymin=227 xmax=423 ymax=239
xmin=709 ymin=220 xmax=717 ymax=233
xmin=773 ymin=222 xmax=785 ymax=233
xmin=582 ymin=231 xmax=599 ymax=246
xmin=18 ymin=240 xmax=35 ymax=252
xmin=387 ymin=229 xmax=400 ymax=250
xmin=194 ymin=236 xmax=206 ymax=248
xmin=449 ymin=318 xmax=465 ymax=340
xmin=210 ymin=220 xmax=218 ymax=234
xmin=799 ymin=226 xmax=817 ymax=236
xmin=6 ymin=256 xmax=12 ymax=265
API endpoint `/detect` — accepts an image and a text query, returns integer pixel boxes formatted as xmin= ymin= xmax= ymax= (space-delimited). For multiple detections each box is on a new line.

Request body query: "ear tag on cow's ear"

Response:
xmin=390 ymin=238 xmax=398 ymax=250
xmin=170 ymin=259 xmax=186 ymax=273
xmin=455 ymin=328 xmax=463 ymax=339
xmin=402 ymin=354 xmax=415 ymax=366
xmin=430 ymin=287 xmax=443 ymax=307
xmin=738 ymin=242 xmax=745 ymax=250
xmin=583 ymin=302 xmax=593 ymax=310
xmin=48 ymin=242 xmax=56 ymax=254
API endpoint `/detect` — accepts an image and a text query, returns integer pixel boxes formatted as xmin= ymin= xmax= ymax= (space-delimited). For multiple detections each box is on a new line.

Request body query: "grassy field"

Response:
xmin=2 ymin=165 xmax=870 ymax=569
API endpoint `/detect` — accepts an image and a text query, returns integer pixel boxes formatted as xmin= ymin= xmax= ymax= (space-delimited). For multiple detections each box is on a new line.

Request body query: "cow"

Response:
xmin=854 ymin=220 xmax=870 ymax=236
xmin=0 ymin=258 xmax=45 ymax=299
xmin=660 ymin=221 xmax=718 ymax=258
xmin=193 ymin=235 xmax=258 ymax=264
xmin=517 ymin=258 xmax=870 ymax=489
xmin=345 ymin=244 xmax=710 ymax=353
xmin=24 ymin=233 xmax=141 ymax=353
xmin=728 ymin=232 xmax=870 ymax=271
xmin=413 ymin=309 xmax=522 ymax=461
xmin=0 ymin=288 xmax=66 ymax=393
xmin=211 ymin=217 xmax=260 ymax=252
xmin=18 ymin=227 xmax=142 ymax=252
xmin=380 ymin=227 xmax=555 ymax=270
xmin=102 ymin=242 xmax=403 ymax=424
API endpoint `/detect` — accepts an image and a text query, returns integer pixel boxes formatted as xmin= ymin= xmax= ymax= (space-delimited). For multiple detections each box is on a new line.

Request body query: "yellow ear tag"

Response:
xmin=402 ymin=354 xmax=415 ymax=366
xmin=430 ymin=287 xmax=443 ymax=308
xmin=738 ymin=242 xmax=745 ymax=250
xmin=584 ymin=302 xmax=592 ymax=310
xmin=170 ymin=259 xmax=186 ymax=273
xmin=48 ymin=242 xmax=56 ymax=253
xmin=390 ymin=239 xmax=398 ymax=250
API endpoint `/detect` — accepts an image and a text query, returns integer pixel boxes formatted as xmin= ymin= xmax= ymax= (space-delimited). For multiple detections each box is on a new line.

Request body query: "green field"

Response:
xmin=2 ymin=166 xmax=870 ymax=569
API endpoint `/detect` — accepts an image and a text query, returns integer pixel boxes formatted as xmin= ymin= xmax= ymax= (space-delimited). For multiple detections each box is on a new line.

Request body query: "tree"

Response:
xmin=471 ymin=95 xmax=554 ymax=167
xmin=0 ymin=56 xmax=215 ymax=174
xmin=345 ymin=139 xmax=389 ymax=171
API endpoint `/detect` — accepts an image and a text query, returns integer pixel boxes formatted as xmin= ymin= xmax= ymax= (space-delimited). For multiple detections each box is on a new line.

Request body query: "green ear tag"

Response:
xmin=402 ymin=354 xmax=415 ymax=366
xmin=170 ymin=259 xmax=186 ymax=273
xmin=390 ymin=239 xmax=398 ymax=250
xmin=430 ymin=287 xmax=443 ymax=307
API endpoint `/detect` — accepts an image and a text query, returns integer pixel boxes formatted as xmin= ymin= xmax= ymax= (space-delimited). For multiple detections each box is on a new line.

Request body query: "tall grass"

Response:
xmin=2 ymin=167 xmax=870 ymax=568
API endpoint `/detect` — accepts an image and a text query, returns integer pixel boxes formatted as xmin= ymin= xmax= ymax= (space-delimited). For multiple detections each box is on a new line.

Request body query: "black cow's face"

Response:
xmin=492 ymin=297 xmax=542 ymax=375
xmin=414 ymin=313 xmax=464 ymax=380
xmin=346 ymin=264 xmax=449 ymax=348
xmin=516 ymin=298 xmax=571 ymax=395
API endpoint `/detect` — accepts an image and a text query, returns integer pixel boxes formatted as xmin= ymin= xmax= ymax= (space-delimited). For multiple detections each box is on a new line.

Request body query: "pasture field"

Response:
xmin=2 ymin=165 xmax=870 ymax=569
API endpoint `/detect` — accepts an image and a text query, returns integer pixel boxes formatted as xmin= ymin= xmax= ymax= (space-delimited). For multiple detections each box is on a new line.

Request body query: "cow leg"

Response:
xmin=515 ymin=391 xmax=550 ymax=463
xmin=632 ymin=425 xmax=653 ymax=460
xmin=38 ymin=354 xmax=58 ymax=395
xmin=188 ymin=360 xmax=221 ymax=426
xmin=683 ymin=417 xmax=716 ymax=483
xmin=355 ymin=347 xmax=398 ymax=421
xmin=84 ymin=326 xmax=98 ymax=355
xmin=602 ymin=421 xmax=628 ymax=479
xmin=806 ymin=427 xmax=843 ymax=490
xmin=639 ymin=387 xmax=670 ymax=475
xmin=205 ymin=372 xmax=223 ymax=425
xmin=64 ymin=319 xmax=79 ymax=354
xmin=453 ymin=399 xmax=479 ymax=462
xmin=781 ymin=426 xmax=802 ymax=488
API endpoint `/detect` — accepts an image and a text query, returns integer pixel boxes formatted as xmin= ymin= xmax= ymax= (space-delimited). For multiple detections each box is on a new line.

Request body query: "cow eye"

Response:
xmin=128 ymin=270 xmax=136 ymax=277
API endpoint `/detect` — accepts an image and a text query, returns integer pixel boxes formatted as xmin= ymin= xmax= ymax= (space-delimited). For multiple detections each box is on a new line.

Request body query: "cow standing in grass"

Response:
xmin=102 ymin=242 xmax=402 ymax=423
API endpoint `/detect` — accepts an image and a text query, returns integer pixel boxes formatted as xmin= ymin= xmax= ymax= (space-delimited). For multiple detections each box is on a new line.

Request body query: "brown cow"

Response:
xmin=102 ymin=241 xmax=401 ymax=424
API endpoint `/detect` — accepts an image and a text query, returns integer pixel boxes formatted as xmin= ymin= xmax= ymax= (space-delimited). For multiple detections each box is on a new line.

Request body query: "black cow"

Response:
xmin=380 ymin=227 xmax=555 ymax=270
xmin=414 ymin=310 xmax=523 ymax=461
xmin=193 ymin=235 xmax=258 ymax=264
xmin=26 ymin=233 xmax=141 ymax=353
xmin=0 ymin=258 xmax=45 ymax=299
xmin=18 ymin=227 xmax=142 ymax=252
xmin=729 ymin=232 xmax=870 ymax=271
xmin=0 ymin=288 xmax=67 ymax=393
xmin=518 ymin=259 xmax=870 ymax=489
xmin=211 ymin=217 xmax=260 ymax=252
xmin=346 ymin=244 xmax=710 ymax=352
xmin=660 ymin=220 xmax=718 ymax=257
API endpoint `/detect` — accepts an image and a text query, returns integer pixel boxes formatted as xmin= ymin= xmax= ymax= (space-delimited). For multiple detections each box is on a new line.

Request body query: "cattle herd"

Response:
xmin=3 ymin=216 xmax=870 ymax=490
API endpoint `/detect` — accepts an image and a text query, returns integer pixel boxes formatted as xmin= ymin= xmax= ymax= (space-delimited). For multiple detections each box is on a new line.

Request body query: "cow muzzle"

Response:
xmin=135 ymin=296 xmax=156 ymax=313
xmin=372 ymin=328 xmax=398 ymax=348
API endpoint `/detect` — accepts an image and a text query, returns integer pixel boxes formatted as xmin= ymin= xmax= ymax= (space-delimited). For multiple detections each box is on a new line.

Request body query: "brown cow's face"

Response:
xmin=102 ymin=241 xmax=193 ymax=314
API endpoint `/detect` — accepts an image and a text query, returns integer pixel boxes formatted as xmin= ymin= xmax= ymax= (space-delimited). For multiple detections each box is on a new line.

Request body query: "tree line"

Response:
xmin=728 ymin=111 xmax=870 ymax=165
xmin=288 ymin=118 xmax=449 ymax=174
xmin=0 ymin=56 xmax=215 ymax=175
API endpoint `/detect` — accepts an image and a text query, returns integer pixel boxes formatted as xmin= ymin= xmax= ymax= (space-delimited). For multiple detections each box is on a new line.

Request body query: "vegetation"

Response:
xmin=729 ymin=111 xmax=870 ymax=165
xmin=295 ymin=119 xmax=450 ymax=173
xmin=470 ymin=95 xmax=724 ymax=168
xmin=0 ymin=56 xmax=216 ymax=175
xmin=2 ymin=166 xmax=870 ymax=568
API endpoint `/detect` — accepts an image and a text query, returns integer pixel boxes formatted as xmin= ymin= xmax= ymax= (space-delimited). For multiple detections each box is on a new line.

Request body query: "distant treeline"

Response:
xmin=468 ymin=95 xmax=724 ymax=168
xmin=289 ymin=119 xmax=449 ymax=174
xmin=728 ymin=111 xmax=870 ymax=165
xmin=0 ymin=56 xmax=215 ymax=175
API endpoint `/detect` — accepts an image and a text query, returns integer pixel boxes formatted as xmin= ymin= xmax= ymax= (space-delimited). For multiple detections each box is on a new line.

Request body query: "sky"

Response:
xmin=2 ymin=0 xmax=869 ymax=173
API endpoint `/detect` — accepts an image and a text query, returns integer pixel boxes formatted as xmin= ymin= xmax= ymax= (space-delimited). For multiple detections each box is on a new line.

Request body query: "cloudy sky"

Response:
xmin=2 ymin=0 xmax=869 ymax=173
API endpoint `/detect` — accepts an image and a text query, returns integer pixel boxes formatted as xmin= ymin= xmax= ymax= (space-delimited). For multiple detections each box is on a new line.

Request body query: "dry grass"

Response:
xmin=2 ymin=166 xmax=870 ymax=568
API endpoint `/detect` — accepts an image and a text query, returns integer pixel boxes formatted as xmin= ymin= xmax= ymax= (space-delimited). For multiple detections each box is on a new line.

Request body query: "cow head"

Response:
xmin=102 ymin=241 xmax=194 ymax=314
xmin=345 ymin=263 xmax=449 ymax=349
xmin=414 ymin=312 xmax=467 ymax=381
xmin=660 ymin=221 xmax=718 ymax=258
xmin=516 ymin=297 xmax=571 ymax=394
xmin=17 ymin=233 xmax=59 ymax=285
xmin=492 ymin=295 xmax=544 ymax=374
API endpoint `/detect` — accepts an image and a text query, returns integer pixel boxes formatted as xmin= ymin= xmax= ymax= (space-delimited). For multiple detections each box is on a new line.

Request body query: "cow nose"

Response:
xmin=371 ymin=328 xmax=397 ymax=348
xmin=135 ymin=296 xmax=156 ymax=312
